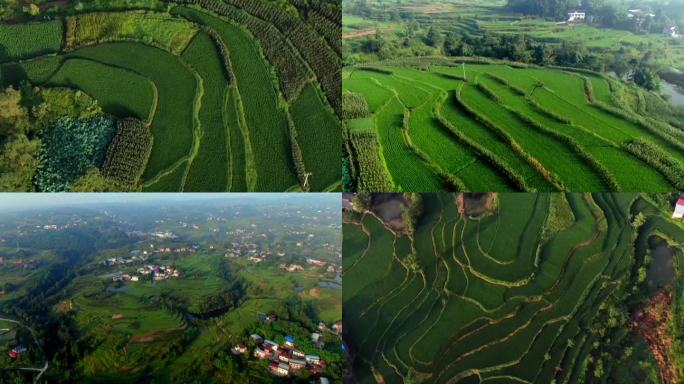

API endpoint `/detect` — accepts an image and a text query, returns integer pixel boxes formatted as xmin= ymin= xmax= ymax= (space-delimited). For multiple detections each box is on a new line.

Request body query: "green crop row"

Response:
xmin=349 ymin=130 xmax=393 ymax=192
xmin=65 ymin=12 xmax=197 ymax=55
xmin=506 ymin=107 xmax=619 ymax=191
xmin=218 ymin=0 xmax=341 ymax=113
xmin=401 ymin=108 xmax=466 ymax=191
xmin=342 ymin=92 xmax=371 ymax=120
xmin=45 ymin=58 xmax=157 ymax=123
xmin=475 ymin=81 xmax=501 ymax=102
xmin=433 ymin=94 xmax=528 ymax=191
xmin=68 ymin=42 xmax=197 ymax=183
xmin=174 ymin=7 xmax=297 ymax=191
xmin=525 ymin=96 xmax=573 ymax=124
xmin=102 ymin=118 xmax=153 ymax=189
xmin=290 ymin=83 xmax=341 ymax=191
xmin=181 ymin=32 xmax=230 ymax=192
xmin=0 ymin=20 xmax=63 ymax=63
xmin=484 ymin=72 xmax=526 ymax=96
xmin=454 ymin=86 xmax=563 ymax=190
xmin=174 ymin=1 xmax=311 ymax=101
xmin=622 ymin=139 xmax=684 ymax=190
xmin=594 ymin=100 xmax=684 ymax=153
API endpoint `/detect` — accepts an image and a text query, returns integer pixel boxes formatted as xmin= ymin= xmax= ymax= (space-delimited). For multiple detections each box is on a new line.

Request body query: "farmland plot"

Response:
xmin=344 ymin=192 xmax=684 ymax=383
xmin=343 ymin=60 xmax=684 ymax=192
xmin=0 ymin=2 xmax=340 ymax=192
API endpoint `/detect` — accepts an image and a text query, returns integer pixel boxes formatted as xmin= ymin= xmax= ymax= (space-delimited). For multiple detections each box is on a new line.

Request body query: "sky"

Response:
xmin=0 ymin=193 xmax=339 ymax=211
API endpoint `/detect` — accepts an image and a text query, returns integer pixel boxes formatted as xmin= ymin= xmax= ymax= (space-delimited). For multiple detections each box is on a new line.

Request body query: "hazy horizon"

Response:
xmin=0 ymin=193 xmax=340 ymax=212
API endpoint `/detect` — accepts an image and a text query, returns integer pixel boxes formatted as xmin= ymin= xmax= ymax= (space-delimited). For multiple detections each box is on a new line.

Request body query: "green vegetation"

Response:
xmin=344 ymin=192 xmax=684 ymax=384
xmin=0 ymin=195 xmax=342 ymax=382
xmin=344 ymin=61 xmax=681 ymax=192
xmin=0 ymin=20 xmax=63 ymax=62
xmin=65 ymin=12 xmax=198 ymax=55
xmin=45 ymin=58 xmax=157 ymax=122
xmin=0 ymin=1 xmax=340 ymax=192
xmin=181 ymin=31 xmax=230 ymax=192
xmin=34 ymin=116 xmax=116 ymax=192
xmin=102 ymin=118 xmax=153 ymax=189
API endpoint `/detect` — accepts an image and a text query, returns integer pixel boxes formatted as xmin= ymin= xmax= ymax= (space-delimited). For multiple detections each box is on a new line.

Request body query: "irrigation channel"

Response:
xmin=0 ymin=315 xmax=48 ymax=383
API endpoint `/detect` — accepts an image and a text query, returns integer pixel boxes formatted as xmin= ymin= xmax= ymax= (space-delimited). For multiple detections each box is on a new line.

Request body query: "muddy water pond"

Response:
xmin=647 ymin=236 xmax=675 ymax=287
xmin=662 ymin=81 xmax=684 ymax=107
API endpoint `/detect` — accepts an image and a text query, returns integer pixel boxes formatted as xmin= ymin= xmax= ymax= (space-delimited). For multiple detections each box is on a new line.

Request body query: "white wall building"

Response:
xmin=567 ymin=10 xmax=586 ymax=22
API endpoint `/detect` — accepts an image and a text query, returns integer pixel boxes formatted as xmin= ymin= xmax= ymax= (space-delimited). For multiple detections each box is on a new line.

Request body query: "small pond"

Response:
xmin=106 ymin=286 xmax=128 ymax=293
xmin=661 ymin=80 xmax=684 ymax=107
xmin=647 ymin=236 xmax=675 ymax=287
xmin=319 ymin=281 xmax=342 ymax=289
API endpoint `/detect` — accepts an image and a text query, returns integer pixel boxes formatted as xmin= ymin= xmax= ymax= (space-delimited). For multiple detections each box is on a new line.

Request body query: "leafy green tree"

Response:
xmin=0 ymin=135 xmax=39 ymax=191
xmin=70 ymin=168 xmax=121 ymax=192
xmin=0 ymin=86 xmax=30 ymax=138
xmin=425 ymin=26 xmax=441 ymax=47
xmin=34 ymin=116 xmax=116 ymax=192
xmin=633 ymin=65 xmax=661 ymax=91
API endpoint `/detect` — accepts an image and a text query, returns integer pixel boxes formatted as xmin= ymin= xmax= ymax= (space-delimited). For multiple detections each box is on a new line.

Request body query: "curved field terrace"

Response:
xmin=343 ymin=192 xmax=684 ymax=384
xmin=343 ymin=59 xmax=684 ymax=192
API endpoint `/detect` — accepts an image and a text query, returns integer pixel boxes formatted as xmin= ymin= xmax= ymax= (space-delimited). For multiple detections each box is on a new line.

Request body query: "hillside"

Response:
xmin=343 ymin=192 xmax=684 ymax=384
xmin=343 ymin=58 xmax=684 ymax=192
xmin=0 ymin=0 xmax=341 ymax=192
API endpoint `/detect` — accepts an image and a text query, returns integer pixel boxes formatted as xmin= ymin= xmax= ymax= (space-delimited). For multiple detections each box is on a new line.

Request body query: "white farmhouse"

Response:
xmin=567 ymin=10 xmax=586 ymax=23
xmin=664 ymin=25 xmax=679 ymax=38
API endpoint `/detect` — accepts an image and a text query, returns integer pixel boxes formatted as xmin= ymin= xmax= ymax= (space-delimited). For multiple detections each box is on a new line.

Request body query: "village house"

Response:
xmin=254 ymin=347 xmax=269 ymax=359
xmin=305 ymin=354 xmax=322 ymax=365
xmin=231 ymin=343 xmax=247 ymax=355
xmin=277 ymin=350 xmax=291 ymax=363
xmin=279 ymin=263 xmax=304 ymax=272
xmin=673 ymin=197 xmax=684 ymax=219
xmin=264 ymin=339 xmax=279 ymax=351
xmin=289 ymin=358 xmax=306 ymax=370
xmin=250 ymin=334 xmax=263 ymax=343
xmin=567 ymin=10 xmax=586 ymax=23
xmin=284 ymin=336 xmax=295 ymax=348
xmin=271 ymin=362 xmax=290 ymax=377
xmin=292 ymin=349 xmax=305 ymax=359
xmin=664 ymin=25 xmax=679 ymax=38
xmin=306 ymin=258 xmax=327 ymax=267
xmin=332 ymin=321 xmax=342 ymax=334
xmin=8 ymin=345 xmax=26 ymax=360
xmin=312 ymin=332 xmax=325 ymax=349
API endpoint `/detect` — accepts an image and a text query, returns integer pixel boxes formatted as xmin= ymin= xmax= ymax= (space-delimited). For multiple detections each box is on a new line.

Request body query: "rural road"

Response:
xmin=0 ymin=316 xmax=49 ymax=383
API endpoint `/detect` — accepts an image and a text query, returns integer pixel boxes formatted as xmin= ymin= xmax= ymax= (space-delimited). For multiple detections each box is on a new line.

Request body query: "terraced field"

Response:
xmin=343 ymin=59 xmax=684 ymax=192
xmin=0 ymin=1 xmax=341 ymax=192
xmin=343 ymin=193 xmax=684 ymax=383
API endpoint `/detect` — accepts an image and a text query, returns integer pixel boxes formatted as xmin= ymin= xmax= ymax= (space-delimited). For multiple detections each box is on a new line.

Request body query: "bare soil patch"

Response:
xmin=630 ymin=290 xmax=678 ymax=384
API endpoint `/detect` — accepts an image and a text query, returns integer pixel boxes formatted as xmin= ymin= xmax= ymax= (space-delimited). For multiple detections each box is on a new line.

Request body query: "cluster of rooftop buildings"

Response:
xmin=111 ymin=265 xmax=180 ymax=282
xmin=240 ymin=334 xmax=328 ymax=379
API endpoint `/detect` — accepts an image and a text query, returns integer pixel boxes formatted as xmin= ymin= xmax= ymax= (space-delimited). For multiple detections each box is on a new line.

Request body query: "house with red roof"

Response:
xmin=673 ymin=197 xmax=684 ymax=219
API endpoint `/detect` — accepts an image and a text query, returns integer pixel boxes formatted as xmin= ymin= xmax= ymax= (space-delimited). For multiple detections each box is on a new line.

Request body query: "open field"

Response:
xmin=0 ymin=1 xmax=340 ymax=192
xmin=344 ymin=192 xmax=684 ymax=383
xmin=343 ymin=60 xmax=683 ymax=191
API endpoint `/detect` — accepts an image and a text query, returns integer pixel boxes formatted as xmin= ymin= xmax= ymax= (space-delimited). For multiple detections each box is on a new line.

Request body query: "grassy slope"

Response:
xmin=344 ymin=193 xmax=658 ymax=383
